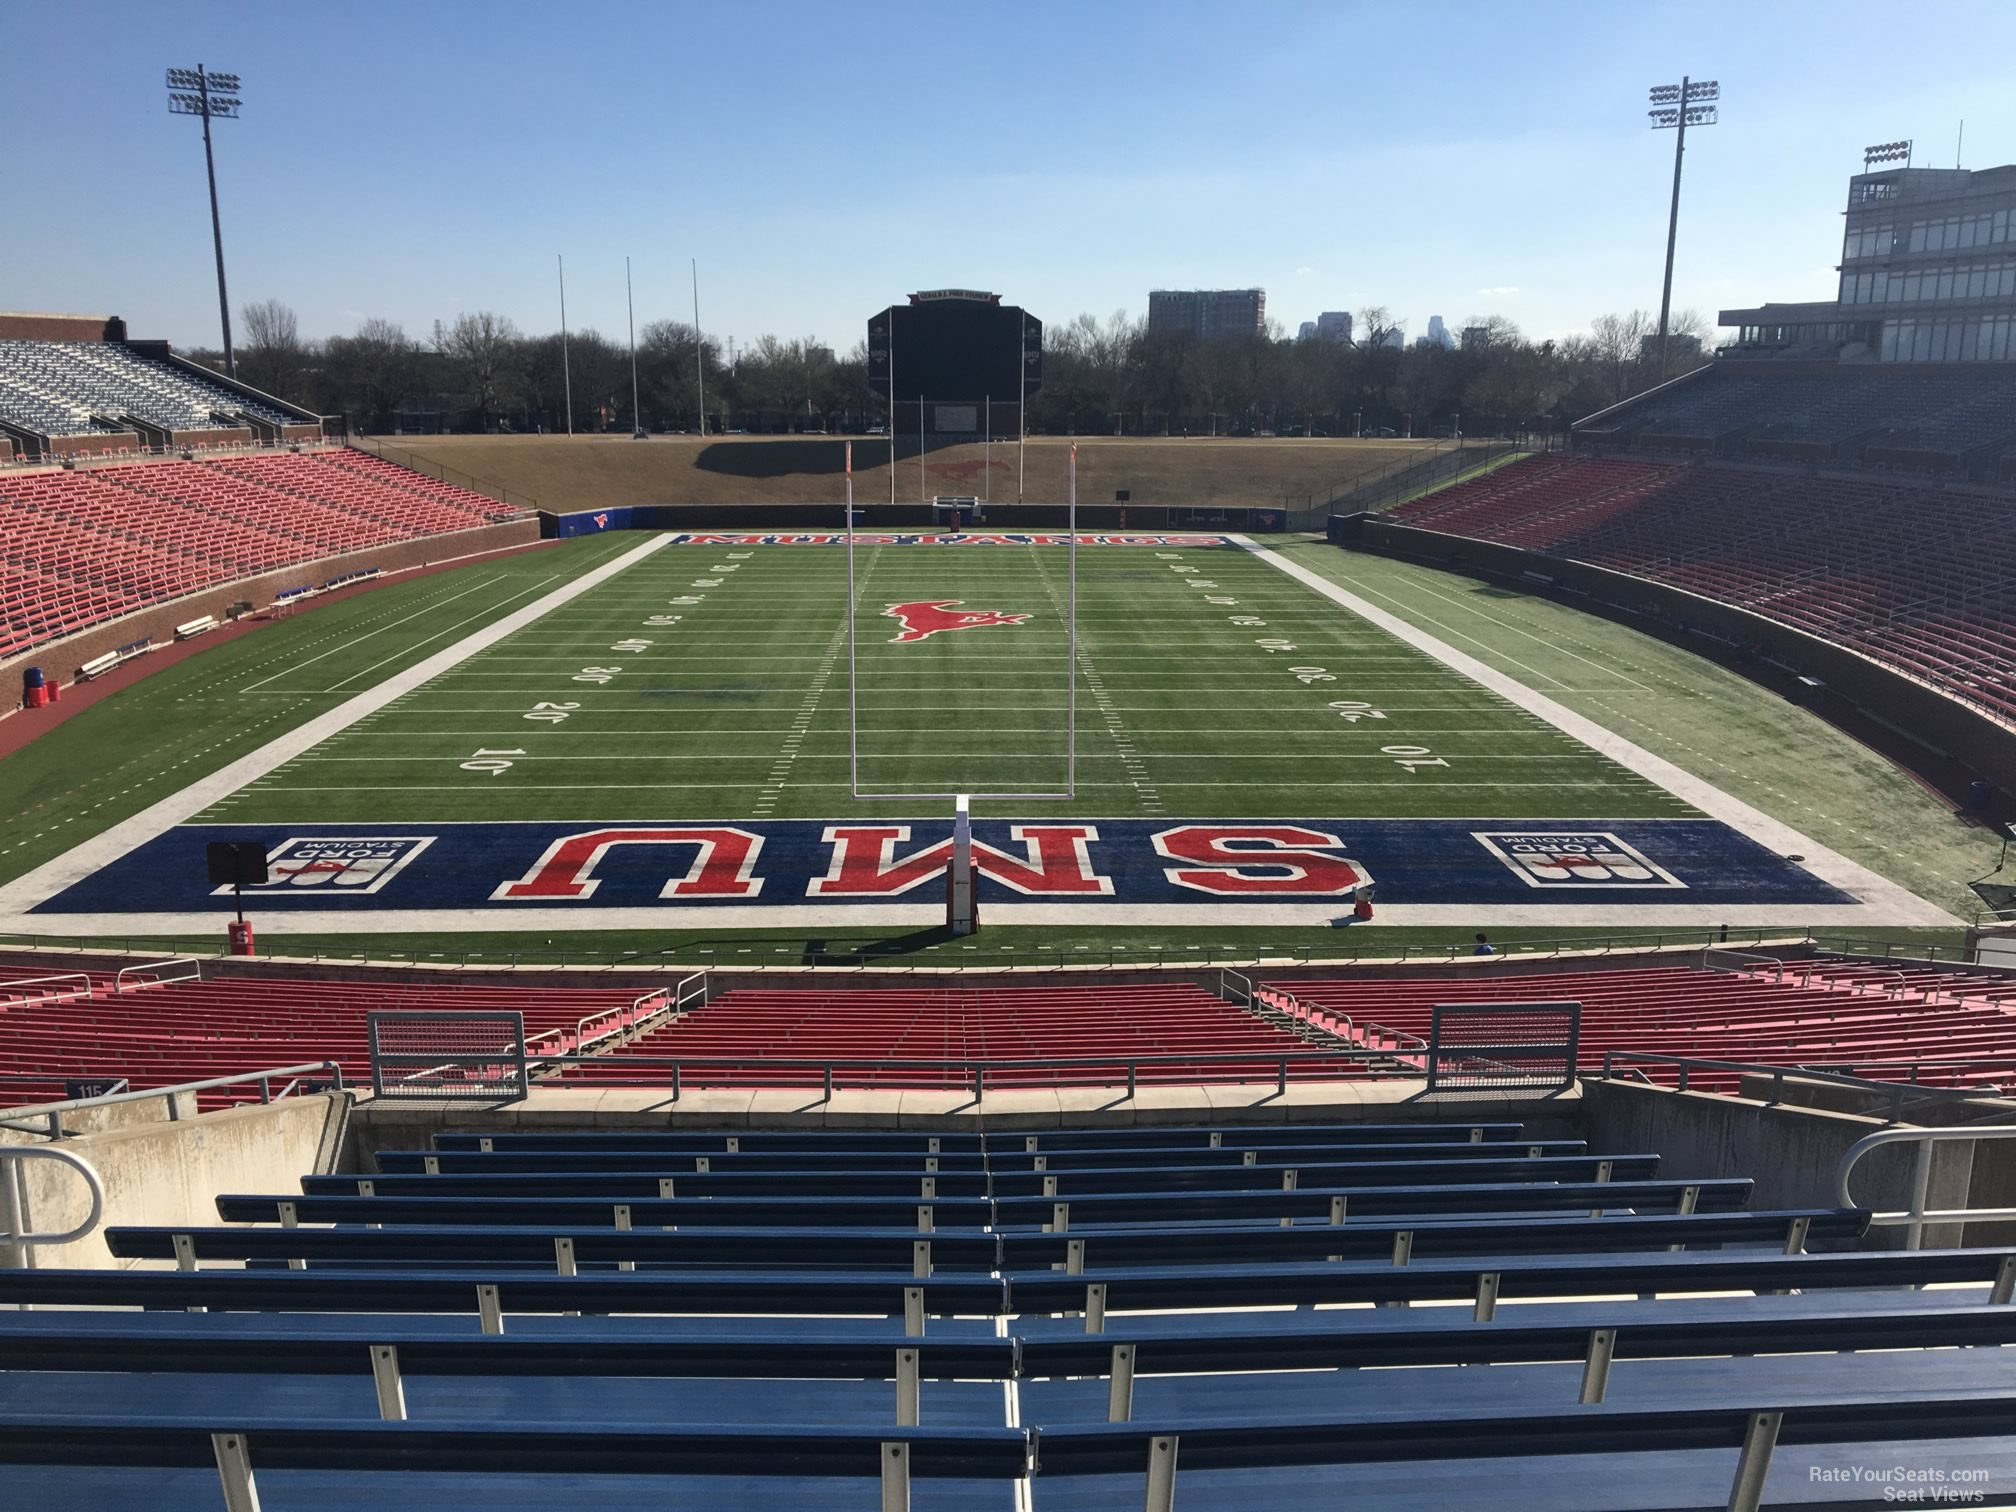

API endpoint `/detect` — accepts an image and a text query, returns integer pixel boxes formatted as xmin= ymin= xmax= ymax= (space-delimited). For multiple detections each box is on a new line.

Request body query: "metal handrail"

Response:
xmin=1700 ymin=949 xmax=1787 ymax=979
xmin=0 ymin=973 xmax=92 ymax=1005
xmin=0 ymin=1146 xmax=106 ymax=1266
xmin=114 ymin=957 xmax=202 ymax=994
xmin=1835 ymin=1126 xmax=2016 ymax=1249
xmin=0 ymin=1061 xmax=345 ymax=1139
xmin=1219 ymin=969 xmax=1253 ymax=1007
xmin=395 ymin=1046 xmax=1416 ymax=1104
xmin=1593 ymin=1051 xmax=2016 ymax=1124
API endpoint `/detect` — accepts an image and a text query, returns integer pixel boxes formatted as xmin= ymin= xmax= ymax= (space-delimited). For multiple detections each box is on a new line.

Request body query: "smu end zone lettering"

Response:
xmin=494 ymin=827 xmax=765 ymax=901
xmin=810 ymin=825 xmax=1112 ymax=896
xmin=40 ymin=817 xmax=1856 ymax=916
xmin=1154 ymin=825 xmax=1365 ymax=895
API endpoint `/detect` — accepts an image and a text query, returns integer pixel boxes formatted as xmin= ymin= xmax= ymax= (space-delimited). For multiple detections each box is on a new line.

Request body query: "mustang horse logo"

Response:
xmin=883 ymin=600 xmax=1032 ymax=643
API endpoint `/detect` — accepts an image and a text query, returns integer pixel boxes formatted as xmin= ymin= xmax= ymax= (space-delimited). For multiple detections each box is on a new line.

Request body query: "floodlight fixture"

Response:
xmin=1645 ymin=75 xmax=1721 ymax=382
xmin=165 ymin=64 xmax=245 ymax=377
xmin=1864 ymin=139 xmax=1913 ymax=169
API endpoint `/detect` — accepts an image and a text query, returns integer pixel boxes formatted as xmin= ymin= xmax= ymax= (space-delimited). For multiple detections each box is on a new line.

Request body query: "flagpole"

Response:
xmin=691 ymin=259 xmax=706 ymax=436
xmin=625 ymin=256 xmax=640 ymax=435
xmin=558 ymin=254 xmax=573 ymax=436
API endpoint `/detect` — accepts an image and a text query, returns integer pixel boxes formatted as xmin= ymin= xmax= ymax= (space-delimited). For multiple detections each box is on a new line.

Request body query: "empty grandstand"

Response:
xmin=0 ymin=314 xmax=320 ymax=458
xmin=1370 ymin=451 xmax=2016 ymax=728
xmin=0 ymin=451 xmax=529 ymax=663
xmin=1270 ymin=960 xmax=2016 ymax=1090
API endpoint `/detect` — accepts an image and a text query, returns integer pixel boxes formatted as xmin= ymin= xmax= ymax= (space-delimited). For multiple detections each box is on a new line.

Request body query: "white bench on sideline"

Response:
xmin=174 ymin=615 xmax=218 ymax=640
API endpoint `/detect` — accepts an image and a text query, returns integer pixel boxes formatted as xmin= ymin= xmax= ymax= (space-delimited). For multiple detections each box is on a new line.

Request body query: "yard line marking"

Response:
xmin=237 ymin=574 xmax=512 ymax=692
xmin=0 ymin=533 xmax=676 ymax=918
xmin=1236 ymin=536 xmax=1955 ymax=925
xmin=320 ymin=569 xmax=579 ymax=693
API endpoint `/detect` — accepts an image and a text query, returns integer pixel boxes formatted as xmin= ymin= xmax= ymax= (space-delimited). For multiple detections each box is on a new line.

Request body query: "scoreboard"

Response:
xmin=867 ymin=293 xmax=1042 ymax=405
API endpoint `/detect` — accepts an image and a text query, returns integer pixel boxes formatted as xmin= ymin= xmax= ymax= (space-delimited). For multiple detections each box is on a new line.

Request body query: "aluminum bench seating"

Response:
xmin=427 ymin=1121 xmax=1537 ymax=1154
xmin=9 ymin=1115 xmax=2016 ymax=1511
xmin=372 ymin=1138 xmax=1593 ymax=1177
xmin=385 ymin=1137 xmax=1596 ymax=1185
xmin=7 ymin=1248 xmax=2013 ymax=1323
xmin=0 ymin=1415 xmax=1028 ymax=1512
xmin=224 ymin=1177 xmax=1753 ymax=1231
xmin=302 ymin=1153 xmax=1665 ymax=1202
xmin=107 ymin=1207 xmax=1866 ymax=1273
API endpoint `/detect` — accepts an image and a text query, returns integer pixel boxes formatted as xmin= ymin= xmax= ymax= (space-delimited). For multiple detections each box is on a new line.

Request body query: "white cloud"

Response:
xmin=1295 ymin=265 xmax=1313 ymax=276
xmin=1476 ymin=285 xmax=1520 ymax=296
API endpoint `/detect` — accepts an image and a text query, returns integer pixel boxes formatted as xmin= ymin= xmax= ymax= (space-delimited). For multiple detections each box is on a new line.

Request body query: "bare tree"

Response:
xmin=237 ymin=299 xmax=310 ymax=400
xmin=1589 ymin=310 xmax=1655 ymax=404
xmin=1459 ymin=314 xmax=1523 ymax=350
xmin=1354 ymin=306 xmax=1403 ymax=351
xmin=324 ymin=317 xmax=418 ymax=431
xmin=433 ymin=312 xmax=524 ymax=431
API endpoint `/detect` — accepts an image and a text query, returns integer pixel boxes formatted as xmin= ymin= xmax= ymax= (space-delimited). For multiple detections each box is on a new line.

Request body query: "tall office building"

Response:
xmin=1147 ymin=288 xmax=1267 ymax=341
xmin=1721 ymin=157 xmax=2016 ymax=362
xmin=1314 ymin=311 xmax=1354 ymax=344
xmin=1426 ymin=315 xmax=1453 ymax=349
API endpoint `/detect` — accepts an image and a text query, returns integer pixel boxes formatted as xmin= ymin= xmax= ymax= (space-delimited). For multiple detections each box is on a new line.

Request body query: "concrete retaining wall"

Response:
xmin=5 ymin=1092 xmax=352 ymax=1269
xmin=1581 ymin=1077 xmax=1980 ymax=1248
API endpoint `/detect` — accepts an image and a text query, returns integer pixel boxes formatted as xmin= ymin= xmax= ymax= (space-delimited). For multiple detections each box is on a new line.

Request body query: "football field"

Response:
xmin=0 ymin=531 xmax=1956 ymax=937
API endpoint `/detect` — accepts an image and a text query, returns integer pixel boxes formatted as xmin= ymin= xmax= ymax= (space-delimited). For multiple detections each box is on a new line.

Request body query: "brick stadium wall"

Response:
xmin=46 ymin=432 xmax=139 ymax=459
xmin=280 ymin=424 xmax=324 ymax=443
xmin=1 ymin=516 xmax=541 ymax=692
xmin=0 ymin=313 xmax=120 ymax=342
xmin=1342 ymin=514 xmax=2016 ymax=793
xmin=169 ymin=426 xmax=253 ymax=449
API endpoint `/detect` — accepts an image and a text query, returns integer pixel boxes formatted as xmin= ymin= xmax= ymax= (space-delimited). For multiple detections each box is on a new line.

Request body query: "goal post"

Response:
xmin=947 ymin=793 xmax=976 ymax=935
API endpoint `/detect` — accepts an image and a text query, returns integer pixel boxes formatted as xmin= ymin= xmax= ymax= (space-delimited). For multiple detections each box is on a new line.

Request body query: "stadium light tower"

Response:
xmin=1647 ymin=76 xmax=1719 ymax=382
xmin=167 ymin=65 xmax=244 ymax=378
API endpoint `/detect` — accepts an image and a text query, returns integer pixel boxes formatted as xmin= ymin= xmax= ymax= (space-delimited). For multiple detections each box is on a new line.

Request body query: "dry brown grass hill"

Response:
xmin=361 ymin=434 xmax=1456 ymax=513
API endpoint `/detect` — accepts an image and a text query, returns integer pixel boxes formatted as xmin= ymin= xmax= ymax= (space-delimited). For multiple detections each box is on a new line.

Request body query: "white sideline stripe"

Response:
xmin=0 ymin=534 xmax=674 ymax=917
xmin=1231 ymin=536 xmax=1957 ymax=926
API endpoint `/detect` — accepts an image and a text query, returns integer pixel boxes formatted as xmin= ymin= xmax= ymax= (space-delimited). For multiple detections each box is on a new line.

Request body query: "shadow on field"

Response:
xmin=799 ymin=926 xmax=960 ymax=965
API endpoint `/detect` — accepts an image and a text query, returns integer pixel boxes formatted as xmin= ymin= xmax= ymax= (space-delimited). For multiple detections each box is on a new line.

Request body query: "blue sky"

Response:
xmin=4 ymin=0 xmax=2013 ymax=353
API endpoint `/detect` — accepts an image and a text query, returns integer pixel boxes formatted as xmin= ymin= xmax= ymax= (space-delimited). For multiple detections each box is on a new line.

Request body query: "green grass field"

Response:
xmin=0 ymin=530 xmax=1993 ymax=965
xmin=200 ymin=537 xmax=1677 ymax=826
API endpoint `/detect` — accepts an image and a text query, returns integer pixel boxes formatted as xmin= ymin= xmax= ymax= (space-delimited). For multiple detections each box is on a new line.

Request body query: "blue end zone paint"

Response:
xmin=34 ymin=818 xmax=1851 ymax=916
